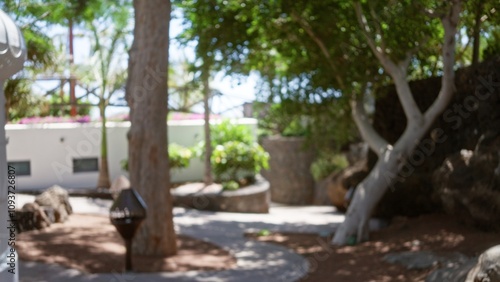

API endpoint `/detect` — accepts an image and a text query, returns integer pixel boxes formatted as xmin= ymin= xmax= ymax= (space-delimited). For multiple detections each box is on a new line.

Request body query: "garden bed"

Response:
xmin=172 ymin=177 xmax=270 ymax=213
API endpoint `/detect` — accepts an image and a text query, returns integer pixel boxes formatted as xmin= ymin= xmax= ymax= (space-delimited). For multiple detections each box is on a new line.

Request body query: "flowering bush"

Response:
xmin=17 ymin=115 xmax=92 ymax=124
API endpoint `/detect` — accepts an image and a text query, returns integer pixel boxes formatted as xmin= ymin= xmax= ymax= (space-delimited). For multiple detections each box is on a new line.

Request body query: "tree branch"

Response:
xmin=290 ymin=11 xmax=345 ymax=89
xmin=350 ymin=89 xmax=389 ymax=156
xmin=354 ymin=2 xmax=396 ymax=73
xmin=367 ymin=2 xmax=386 ymax=52
xmin=354 ymin=1 xmax=423 ymax=123
xmin=424 ymin=0 xmax=461 ymax=123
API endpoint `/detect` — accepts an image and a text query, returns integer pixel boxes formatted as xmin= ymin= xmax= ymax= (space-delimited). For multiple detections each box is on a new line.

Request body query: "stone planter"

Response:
xmin=261 ymin=136 xmax=316 ymax=205
xmin=172 ymin=177 xmax=270 ymax=213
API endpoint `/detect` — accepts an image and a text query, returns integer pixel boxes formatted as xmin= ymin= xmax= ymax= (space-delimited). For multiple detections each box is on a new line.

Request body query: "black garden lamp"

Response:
xmin=109 ymin=188 xmax=147 ymax=272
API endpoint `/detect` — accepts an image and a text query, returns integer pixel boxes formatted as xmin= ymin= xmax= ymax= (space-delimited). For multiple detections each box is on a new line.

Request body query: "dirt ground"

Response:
xmin=247 ymin=213 xmax=500 ymax=282
xmin=17 ymin=212 xmax=500 ymax=281
xmin=16 ymin=214 xmax=236 ymax=273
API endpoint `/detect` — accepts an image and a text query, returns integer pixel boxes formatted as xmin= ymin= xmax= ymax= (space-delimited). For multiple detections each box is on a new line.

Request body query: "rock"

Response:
xmin=384 ymin=251 xmax=442 ymax=270
xmin=21 ymin=202 xmax=51 ymax=229
xmin=466 ymin=245 xmax=500 ymax=282
xmin=35 ymin=185 xmax=73 ymax=223
xmin=110 ymin=175 xmax=130 ymax=200
xmin=433 ymin=134 xmax=500 ymax=231
xmin=385 ymin=250 xmax=475 ymax=282
xmin=385 ymin=251 xmax=471 ymax=270
xmin=426 ymin=254 xmax=476 ymax=282
xmin=346 ymin=142 xmax=368 ymax=166
xmin=370 ymin=58 xmax=500 ymax=218
xmin=14 ymin=211 xmax=36 ymax=233
xmin=326 ymin=160 xmax=368 ymax=212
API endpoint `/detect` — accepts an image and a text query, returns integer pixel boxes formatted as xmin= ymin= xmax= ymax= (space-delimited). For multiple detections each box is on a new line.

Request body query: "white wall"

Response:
xmin=6 ymin=118 xmax=257 ymax=191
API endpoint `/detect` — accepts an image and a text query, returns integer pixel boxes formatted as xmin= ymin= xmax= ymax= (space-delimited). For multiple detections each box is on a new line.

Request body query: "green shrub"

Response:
xmin=310 ymin=153 xmax=349 ymax=181
xmin=193 ymin=120 xmax=254 ymax=159
xmin=211 ymin=119 xmax=254 ymax=145
xmin=121 ymin=143 xmax=193 ymax=171
xmin=193 ymin=120 xmax=269 ymax=188
xmin=222 ymin=180 xmax=239 ymax=191
xmin=255 ymin=102 xmax=308 ymax=137
xmin=211 ymin=141 xmax=269 ymax=183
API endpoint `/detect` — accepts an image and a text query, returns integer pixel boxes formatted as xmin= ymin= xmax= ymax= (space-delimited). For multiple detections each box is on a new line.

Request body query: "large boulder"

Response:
xmin=110 ymin=175 xmax=130 ymax=200
xmin=35 ymin=185 xmax=73 ymax=223
xmin=466 ymin=245 xmax=500 ymax=282
xmin=326 ymin=160 xmax=369 ymax=212
xmin=21 ymin=202 xmax=51 ymax=229
xmin=371 ymin=57 xmax=500 ymax=217
xmin=433 ymin=133 xmax=500 ymax=231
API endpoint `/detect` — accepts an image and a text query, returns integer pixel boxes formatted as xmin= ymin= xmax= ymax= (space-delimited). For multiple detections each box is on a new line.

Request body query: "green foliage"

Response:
xmin=4 ymin=79 xmax=49 ymax=121
xmin=194 ymin=120 xmax=269 ymax=186
xmin=257 ymin=229 xmax=271 ymax=236
xmin=255 ymin=99 xmax=357 ymax=151
xmin=48 ymin=95 xmax=92 ymax=117
xmin=168 ymin=143 xmax=193 ymax=169
xmin=211 ymin=141 xmax=269 ymax=183
xmin=121 ymin=143 xmax=193 ymax=171
xmin=211 ymin=120 xmax=254 ymax=146
xmin=222 ymin=180 xmax=239 ymax=191
xmin=483 ymin=28 xmax=500 ymax=60
xmin=255 ymin=101 xmax=307 ymax=137
xmin=310 ymin=153 xmax=349 ymax=181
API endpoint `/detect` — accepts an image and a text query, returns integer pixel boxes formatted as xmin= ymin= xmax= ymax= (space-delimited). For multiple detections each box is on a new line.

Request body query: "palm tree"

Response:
xmin=168 ymin=56 xmax=204 ymax=112
xmin=76 ymin=4 xmax=130 ymax=189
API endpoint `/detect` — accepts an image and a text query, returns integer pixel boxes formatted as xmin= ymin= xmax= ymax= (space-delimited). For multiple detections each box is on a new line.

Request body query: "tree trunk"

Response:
xmin=472 ymin=0 xmax=484 ymax=65
xmin=68 ymin=19 xmax=77 ymax=117
xmin=333 ymin=0 xmax=461 ymax=245
xmin=331 ymin=125 xmax=426 ymax=244
xmin=97 ymin=103 xmax=110 ymax=188
xmin=202 ymin=68 xmax=213 ymax=185
xmin=125 ymin=0 xmax=177 ymax=256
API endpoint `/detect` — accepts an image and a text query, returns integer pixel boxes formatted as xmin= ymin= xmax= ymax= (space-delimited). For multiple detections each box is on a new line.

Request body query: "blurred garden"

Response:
xmin=1 ymin=0 xmax=500 ymax=281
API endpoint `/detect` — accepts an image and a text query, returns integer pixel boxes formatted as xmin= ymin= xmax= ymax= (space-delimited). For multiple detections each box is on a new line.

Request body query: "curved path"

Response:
xmin=16 ymin=195 xmax=381 ymax=282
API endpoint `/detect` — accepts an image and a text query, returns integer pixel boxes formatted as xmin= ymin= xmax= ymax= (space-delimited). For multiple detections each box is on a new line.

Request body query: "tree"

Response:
xmin=125 ymin=0 xmax=177 ymax=256
xmin=176 ymin=0 xmax=470 ymax=245
xmin=76 ymin=2 xmax=131 ymax=188
xmin=168 ymin=57 xmax=203 ymax=112
xmin=331 ymin=1 xmax=461 ymax=245
xmin=1 ymin=0 xmax=109 ymax=121
xmin=0 ymin=1 xmax=56 ymax=121
xmin=176 ymin=0 xmax=260 ymax=185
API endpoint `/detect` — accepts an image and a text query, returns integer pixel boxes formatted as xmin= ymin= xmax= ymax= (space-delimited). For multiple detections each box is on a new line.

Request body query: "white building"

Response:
xmin=6 ymin=118 xmax=257 ymax=191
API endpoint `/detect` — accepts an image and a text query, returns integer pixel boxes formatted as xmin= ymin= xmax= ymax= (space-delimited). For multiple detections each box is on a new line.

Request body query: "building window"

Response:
xmin=8 ymin=161 xmax=31 ymax=176
xmin=73 ymin=158 xmax=99 ymax=173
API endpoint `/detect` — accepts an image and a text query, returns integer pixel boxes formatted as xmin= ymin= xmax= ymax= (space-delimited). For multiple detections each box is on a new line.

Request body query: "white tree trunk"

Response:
xmin=332 ymin=124 xmax=428 ymax=244
xmin=333 ymin=0 xmax=461 ymax=245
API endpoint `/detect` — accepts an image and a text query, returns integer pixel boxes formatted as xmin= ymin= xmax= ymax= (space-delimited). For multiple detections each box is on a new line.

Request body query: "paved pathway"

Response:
xmin=15 ymin=195 xmax=383 ymax=282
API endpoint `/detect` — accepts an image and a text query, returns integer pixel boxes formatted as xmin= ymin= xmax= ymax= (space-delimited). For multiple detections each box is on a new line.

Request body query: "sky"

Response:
xmin=31 ymin=11 xmax=259 ymax=119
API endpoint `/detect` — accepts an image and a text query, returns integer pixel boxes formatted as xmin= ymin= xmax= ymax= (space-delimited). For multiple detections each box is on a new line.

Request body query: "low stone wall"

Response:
xmin=172 ymin=179 xmax=270 ymax=213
